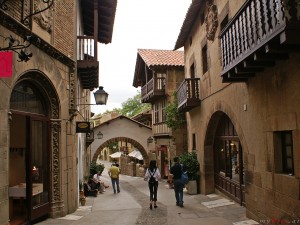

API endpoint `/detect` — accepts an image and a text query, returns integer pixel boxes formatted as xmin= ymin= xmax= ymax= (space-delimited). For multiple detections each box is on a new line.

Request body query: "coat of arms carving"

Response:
xmin=205 ymin=2 xmax=218 ymax=41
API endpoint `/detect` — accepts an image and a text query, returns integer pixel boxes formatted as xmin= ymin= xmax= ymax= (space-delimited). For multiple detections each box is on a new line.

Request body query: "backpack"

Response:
xmin=148 ymin=168 xmax=156 ymax=184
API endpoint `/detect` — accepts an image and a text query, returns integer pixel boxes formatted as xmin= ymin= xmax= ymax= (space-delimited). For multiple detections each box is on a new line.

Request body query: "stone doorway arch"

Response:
xmin=9 ymin=70 xmax=62 ymax=221
xmin=204 ymin=110 xmax=246 ymax=205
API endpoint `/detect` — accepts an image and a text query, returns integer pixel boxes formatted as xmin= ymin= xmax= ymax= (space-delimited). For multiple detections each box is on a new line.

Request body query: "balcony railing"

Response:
xmin=153 ymin=123 xmax=171 ymax=136
xmin=141 ymin=76 xmax=165 ymax=103
xmin=77 ymin=36 xmax=99 ymax=90
xmin=177 ymin=78 xmax=201 ymax=112
xmin=220 ymin=0 xmax=300 ymax=82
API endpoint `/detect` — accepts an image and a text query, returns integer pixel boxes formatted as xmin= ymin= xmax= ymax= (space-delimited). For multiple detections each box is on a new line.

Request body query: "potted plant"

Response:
xmin=179 ymin=152 xmax=200 ymax=195
xmin=79 ymin=179 xmax=86 ymax=206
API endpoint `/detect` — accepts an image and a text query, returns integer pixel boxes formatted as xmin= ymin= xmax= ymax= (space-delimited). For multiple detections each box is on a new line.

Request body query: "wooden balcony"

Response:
xmin=77 ymin=36 xmax=99 ymax=90
xmin=141 ymin=77 xmax=165 ymax=103
xmin=153 ymin=123 xmax=172 ymax=137
xmin=177 ymin=78 xmax=201 ymax=112
xmin=220 ymin=0 xmax=300 ymax=82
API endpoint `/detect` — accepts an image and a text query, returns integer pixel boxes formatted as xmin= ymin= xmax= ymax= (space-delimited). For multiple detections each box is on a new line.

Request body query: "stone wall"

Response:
xmin=183 ymin=0 xmax=300 ymax=222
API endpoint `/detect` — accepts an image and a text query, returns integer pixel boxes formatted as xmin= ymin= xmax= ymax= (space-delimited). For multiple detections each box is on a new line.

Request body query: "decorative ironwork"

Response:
xmin=0 ymin=34 xmax=37 ymax=62
xmin=0 ymin=0 xmax=9 ymax=10
xmin=22 ymin=0 xmax=54 ymax=26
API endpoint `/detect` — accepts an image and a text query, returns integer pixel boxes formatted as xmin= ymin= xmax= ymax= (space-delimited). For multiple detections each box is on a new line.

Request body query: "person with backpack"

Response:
xmin=144 ymin=160 xmax=161 ymax=210
xmin=170 ymin=157 xmax=186 ymax=207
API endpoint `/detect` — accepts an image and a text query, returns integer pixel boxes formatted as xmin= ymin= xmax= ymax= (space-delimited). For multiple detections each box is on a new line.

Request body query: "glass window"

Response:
xmin=10 ymin=81 xmax=46 ymax=115
xmin=274 ymin=131 xmax=294 ymax=175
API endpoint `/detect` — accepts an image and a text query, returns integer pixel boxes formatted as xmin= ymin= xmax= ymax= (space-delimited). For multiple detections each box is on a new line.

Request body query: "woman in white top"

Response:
xmin=144 ymin=160 xmax=161 ymax=209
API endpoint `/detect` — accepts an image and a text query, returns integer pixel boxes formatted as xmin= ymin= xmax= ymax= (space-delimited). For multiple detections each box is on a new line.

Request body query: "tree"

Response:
xmin=119 ymin=91 xmax=151 ymax=117
xmin=165 ymin=92 xmax=185 ymax=130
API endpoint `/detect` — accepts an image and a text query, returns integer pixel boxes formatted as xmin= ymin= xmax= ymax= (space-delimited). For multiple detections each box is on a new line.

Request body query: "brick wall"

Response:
xmin=54 ymin=0 xmax=75 ymax=59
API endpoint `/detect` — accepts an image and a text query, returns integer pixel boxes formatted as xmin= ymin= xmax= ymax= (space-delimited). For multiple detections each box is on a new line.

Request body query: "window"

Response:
xmin=190 ymin=63 xmax=195 ymax=78
xmin=162 ymin=100 xmax=166 ymax=122
xmin=202 ymin=44 xmax=208 ymax=74
xmin=274 ymin=131 xmax=294 ymax=175
xmin=153 ymin=103 xmax=159 ymax=124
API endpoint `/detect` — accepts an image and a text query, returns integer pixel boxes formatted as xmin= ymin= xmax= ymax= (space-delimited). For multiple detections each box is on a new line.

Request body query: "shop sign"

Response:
xmin=76 ymin=121 xmax=91 ymax=133
xmin=0 ymin=52 xmax=13 ymax=77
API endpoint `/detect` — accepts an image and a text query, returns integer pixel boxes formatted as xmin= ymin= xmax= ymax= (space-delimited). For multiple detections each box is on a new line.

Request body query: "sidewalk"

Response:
xmin=37 ymin=161 xmax=260 ymax=225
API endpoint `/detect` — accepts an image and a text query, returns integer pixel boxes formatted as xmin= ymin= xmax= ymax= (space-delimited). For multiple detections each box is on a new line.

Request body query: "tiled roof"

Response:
xmin=137 ymin=49 xmax=184 ymax=67
xmin=174 ymin=0 xmax=205 ymax=50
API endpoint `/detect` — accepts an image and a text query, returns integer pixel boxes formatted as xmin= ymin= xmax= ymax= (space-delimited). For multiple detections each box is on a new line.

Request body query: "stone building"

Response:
xmin=132 ymin=49 xmax=187 ymax=177
xmin=0 ymin=0 xmax=116 ymax=224
xmin=174 ymin=0 xmax=300 ymax=222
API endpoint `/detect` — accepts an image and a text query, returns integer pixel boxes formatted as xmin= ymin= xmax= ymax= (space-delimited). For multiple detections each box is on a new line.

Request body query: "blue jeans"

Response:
xmin=111 ymin=178 xmax=120 ymax=193
xmin=173 ymin=179 xmax=184 ymax=205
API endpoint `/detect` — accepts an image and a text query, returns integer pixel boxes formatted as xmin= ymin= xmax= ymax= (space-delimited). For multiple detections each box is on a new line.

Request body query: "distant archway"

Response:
xmin=92 ymin=137 xmax=149 ymax=165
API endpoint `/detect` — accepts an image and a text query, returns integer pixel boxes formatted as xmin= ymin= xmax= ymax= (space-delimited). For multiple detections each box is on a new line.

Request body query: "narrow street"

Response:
xmin=37 ymin=161 xmax=259 ymax=225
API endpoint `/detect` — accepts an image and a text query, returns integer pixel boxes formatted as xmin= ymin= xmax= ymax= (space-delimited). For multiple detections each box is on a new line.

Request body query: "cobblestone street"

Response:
xmin=36 ymin=161 xmax=259 ymax=225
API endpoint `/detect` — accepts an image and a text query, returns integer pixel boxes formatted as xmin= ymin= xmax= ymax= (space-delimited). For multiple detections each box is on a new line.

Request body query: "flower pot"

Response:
xmin=187 ymin=180 xmax=197 ymax=195
xmin=80 ymin=198 xmax=86 ymax=206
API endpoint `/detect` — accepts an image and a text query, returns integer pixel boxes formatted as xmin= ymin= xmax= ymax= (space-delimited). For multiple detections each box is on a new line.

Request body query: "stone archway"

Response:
xmin=92 ymin=137 xmax=149 ymax=165
xmin=204 ymin=108 xmax=247 ymax=205
xmin=13 ymin=70 xmax=63 ymax=217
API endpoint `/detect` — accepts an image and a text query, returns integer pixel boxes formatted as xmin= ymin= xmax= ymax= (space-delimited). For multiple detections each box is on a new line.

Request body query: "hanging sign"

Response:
xmin=76 ymin=122 xmax=91 ymax=133
xmin=0 ymin=51 xmax=13 ymax=77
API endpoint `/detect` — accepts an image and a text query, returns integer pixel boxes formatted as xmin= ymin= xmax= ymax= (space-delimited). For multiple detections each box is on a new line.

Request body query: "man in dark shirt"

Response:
xmin=170 ymin=157 xmax=184 ymax=207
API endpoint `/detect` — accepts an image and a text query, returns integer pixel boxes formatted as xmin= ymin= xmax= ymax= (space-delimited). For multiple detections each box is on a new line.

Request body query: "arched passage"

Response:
xmin=92 ymin=136 xmax=149 ymax=166
xmin=204 ymin=110 xmax=246 ymax=205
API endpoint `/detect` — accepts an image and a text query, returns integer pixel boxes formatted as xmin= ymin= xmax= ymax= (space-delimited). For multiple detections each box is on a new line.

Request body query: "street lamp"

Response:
xmin=96 ymin=131 xmax=103 ymax=139
xmin=94 ymin=86 xmax=108 ymax=105
xmin=77 ymin=86 xmax=108 ymax=106
xmin=147 ymin=136 xmax=154 ymax=144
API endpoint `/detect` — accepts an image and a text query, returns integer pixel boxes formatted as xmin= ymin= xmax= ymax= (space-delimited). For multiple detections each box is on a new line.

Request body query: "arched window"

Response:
xmin=10 ymin=81 xmax=47 ymax=115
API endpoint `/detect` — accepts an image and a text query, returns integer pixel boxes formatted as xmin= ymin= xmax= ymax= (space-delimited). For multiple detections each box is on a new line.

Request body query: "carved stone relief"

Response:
xmin=34 ymin=1 xmax=53 ymax=33
xmin=205 ymin=1 xmax=219 ymax=41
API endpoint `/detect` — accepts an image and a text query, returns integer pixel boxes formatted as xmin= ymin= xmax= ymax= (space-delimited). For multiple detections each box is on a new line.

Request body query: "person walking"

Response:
xmin=170 ymin=157 xmax=185 ymax=207
xmin=144 ymin=160 xmax=161 ymax=210
xmin=108 ymin=162 xmax=121 ymax=194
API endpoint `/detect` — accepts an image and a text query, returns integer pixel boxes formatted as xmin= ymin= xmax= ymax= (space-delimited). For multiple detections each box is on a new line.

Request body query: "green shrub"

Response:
xmin=89 ymin=161 xmax=105 ymax=177
xmin=179 ymin=152 xmax=200 ymax=180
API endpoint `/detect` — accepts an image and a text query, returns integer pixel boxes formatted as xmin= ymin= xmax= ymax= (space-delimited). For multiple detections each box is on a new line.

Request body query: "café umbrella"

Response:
xmin=109 ymin=152 xmax=122 ymax=158
xmin=128 ymin=149 xmax=143 ymax=160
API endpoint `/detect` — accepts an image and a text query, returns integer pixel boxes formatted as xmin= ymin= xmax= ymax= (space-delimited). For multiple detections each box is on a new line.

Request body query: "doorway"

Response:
xmin=213 ymin=114 xmax=245 ymax=205
xmin=9 ymin=81 xmax=51 ymax=224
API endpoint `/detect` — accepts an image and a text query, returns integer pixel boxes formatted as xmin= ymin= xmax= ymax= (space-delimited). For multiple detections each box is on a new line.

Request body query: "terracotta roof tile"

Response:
xmin=137 ymin=49 xmax=184 ymax=67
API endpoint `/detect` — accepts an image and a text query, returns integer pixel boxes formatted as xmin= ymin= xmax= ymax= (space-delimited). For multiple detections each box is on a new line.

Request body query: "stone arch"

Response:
xmin=202 ymin=101 xmax=247 ymax=204
xmin=92 ymin=136 xmax=149 ymax=165
xmin=12 ymin=70 xmax=63 ymax=213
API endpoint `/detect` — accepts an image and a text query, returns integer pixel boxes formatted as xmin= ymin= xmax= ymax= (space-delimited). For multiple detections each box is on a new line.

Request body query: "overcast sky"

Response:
xmin=91 ymin=0 xmax=192 ymax=114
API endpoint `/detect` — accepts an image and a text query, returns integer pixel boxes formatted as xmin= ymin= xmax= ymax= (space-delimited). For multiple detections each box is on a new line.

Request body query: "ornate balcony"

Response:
xmin=220 ymin=0 xmax=300 ymax=82
xmin=141 ymin=76 xmax=165 ymax=103
xmin=77 ymin=36 xmax=99 ymax=90
xmin=177 ymin=78 xmax=201 ymax=112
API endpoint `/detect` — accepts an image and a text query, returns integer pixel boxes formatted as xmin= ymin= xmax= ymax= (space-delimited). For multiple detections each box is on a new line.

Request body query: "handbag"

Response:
xmin=181 ymin=172 xmax=188 ymax=185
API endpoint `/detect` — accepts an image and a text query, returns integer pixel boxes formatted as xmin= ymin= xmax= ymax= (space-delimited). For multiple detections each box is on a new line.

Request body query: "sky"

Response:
xmin=91 ymin=0 xmax=192 ymax=114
